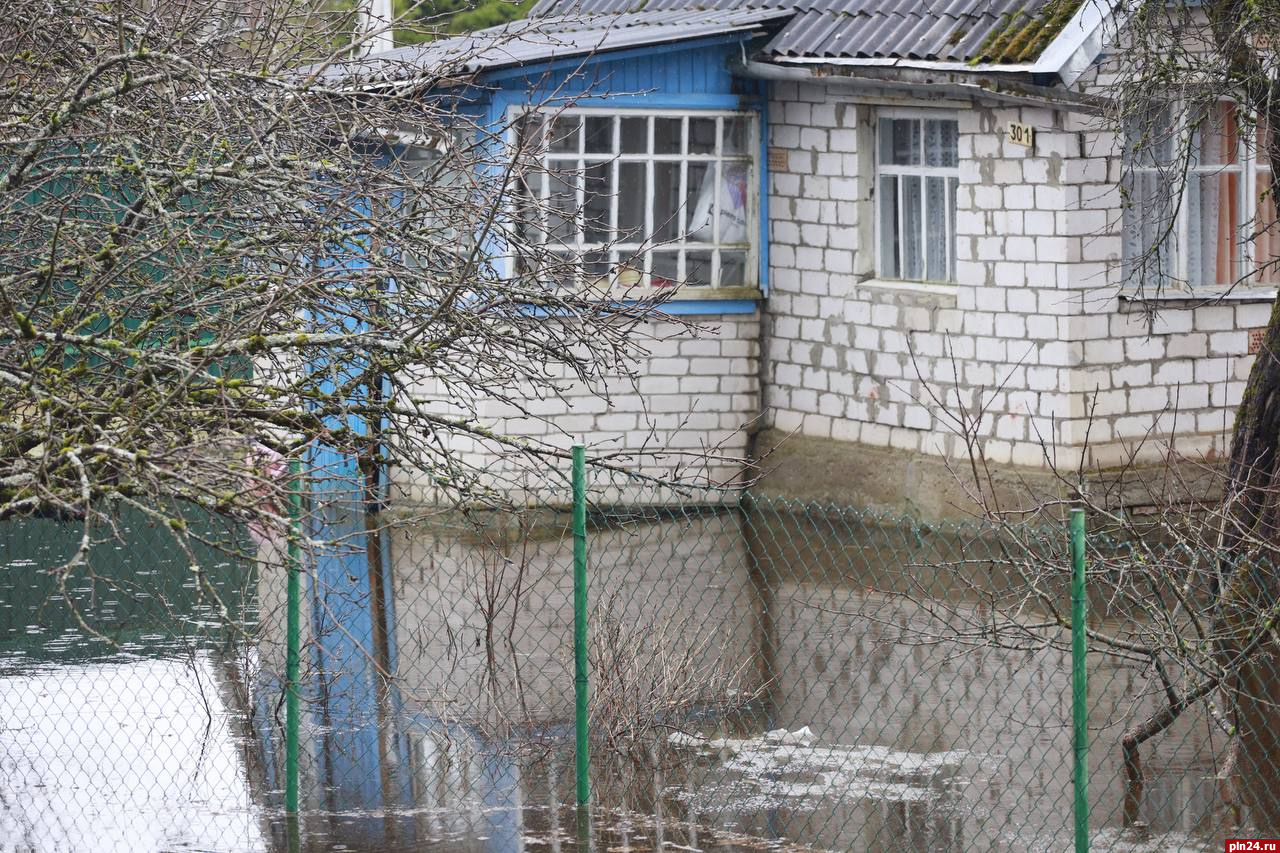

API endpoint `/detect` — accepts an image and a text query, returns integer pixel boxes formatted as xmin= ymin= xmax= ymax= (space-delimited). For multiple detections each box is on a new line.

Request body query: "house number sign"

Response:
xmin=1007 ymin=121 xmax=1036 ymax=149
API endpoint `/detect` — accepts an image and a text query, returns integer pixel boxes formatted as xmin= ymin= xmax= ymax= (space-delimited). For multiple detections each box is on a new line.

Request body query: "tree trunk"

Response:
xmin=1220 ymin=296 xmax=1280 ymax=829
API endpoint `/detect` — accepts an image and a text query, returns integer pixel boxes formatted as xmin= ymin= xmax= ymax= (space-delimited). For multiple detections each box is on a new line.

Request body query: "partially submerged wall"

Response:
xmin=390 ymin=314 xmax=761 ymax=507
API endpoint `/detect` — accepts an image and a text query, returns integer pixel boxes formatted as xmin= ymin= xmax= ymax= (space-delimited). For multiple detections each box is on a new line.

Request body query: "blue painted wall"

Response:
xmin=295 ymin=34 xmax=772 ymax=821
xmin=486 ymin=36 xmax=760 ymax=105
xmin=304 ymin=237 xmax=411 ymax=815
xmin=475 ymin=34 xmax=772 ymax=313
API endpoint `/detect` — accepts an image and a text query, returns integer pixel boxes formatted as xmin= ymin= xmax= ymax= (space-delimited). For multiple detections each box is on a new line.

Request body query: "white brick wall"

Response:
xmin=1058 ymin=62 xmax=1255 ymax=468
xmin=392 ymin=316 xmax=761 ymax=505
xmin=393 ymin=68 xmax=1267 ymax=505
xmin=763 ymin=77 xmax=1261 ymax=470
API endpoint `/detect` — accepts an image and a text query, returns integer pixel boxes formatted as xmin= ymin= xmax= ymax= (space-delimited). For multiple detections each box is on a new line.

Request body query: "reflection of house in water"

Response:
xmin=388 ymin=510 xmax=756 ymax=727
xmin=0 ymin=499 xmax=1231 ymax=851
xmin=878 ymin=796 xmax=965 ymax=852
xmin=280 ymin=501 xmax=1229 ymax=852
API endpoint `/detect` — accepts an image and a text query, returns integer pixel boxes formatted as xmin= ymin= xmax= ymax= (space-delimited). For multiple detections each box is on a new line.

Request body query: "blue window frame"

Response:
xmin=513 ymin=107 xmax=759 ymax=297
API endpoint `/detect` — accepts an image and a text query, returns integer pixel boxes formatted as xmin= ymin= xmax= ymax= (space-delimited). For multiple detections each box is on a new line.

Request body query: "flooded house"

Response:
xmin=280 ymin=3 xmax=1255 ymax=848
xmin=373 ymin=0 xmax=1269 ymax=518
xmin=2 ymin=3 xmax=1268 ymax=851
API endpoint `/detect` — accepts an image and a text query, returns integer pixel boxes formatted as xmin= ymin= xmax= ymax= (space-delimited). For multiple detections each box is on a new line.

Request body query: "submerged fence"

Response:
xmin=0 ymin=451 xmax=1272 ymax=852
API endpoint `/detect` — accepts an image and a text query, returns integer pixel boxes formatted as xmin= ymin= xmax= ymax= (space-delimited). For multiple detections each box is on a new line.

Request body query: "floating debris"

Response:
xmin=668 ymin=727 xmax=983 ymax=811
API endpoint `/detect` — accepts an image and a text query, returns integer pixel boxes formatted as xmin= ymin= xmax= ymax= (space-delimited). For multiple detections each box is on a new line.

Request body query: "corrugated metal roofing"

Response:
xmin=527 ymin=0 xmax=1088 ymax=65
xmin=312 ymin=7 xmax=790 ymax=85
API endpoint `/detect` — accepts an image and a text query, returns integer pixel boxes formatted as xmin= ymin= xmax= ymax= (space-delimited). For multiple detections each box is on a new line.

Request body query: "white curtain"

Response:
xmin=687 ymin=162 xmax=749 ymax=244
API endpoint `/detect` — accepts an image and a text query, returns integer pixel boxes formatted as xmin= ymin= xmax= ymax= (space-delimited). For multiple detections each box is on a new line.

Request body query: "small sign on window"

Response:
xmin=1007 ymin=121 xmax=1035 ymax=149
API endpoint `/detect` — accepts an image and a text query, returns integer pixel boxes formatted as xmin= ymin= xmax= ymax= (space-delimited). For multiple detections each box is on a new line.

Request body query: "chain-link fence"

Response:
xmin=0 ymin=506 xmax=268 ymax=852
xmin=0 ymin=459 xmax=1271 ymax=852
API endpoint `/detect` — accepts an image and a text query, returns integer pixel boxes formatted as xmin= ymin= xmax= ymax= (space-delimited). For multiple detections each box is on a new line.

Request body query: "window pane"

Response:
xmin=653 ymin=162 xmax=681 ymax=242
xmin=615 ymin=251 xmax=645 ymax=290
xmin=583 ymin=161 xmax=612 ymax=244
xmin=1254 ymin=120 xmax=1277 ymax=281
xmin=654 ymin=117 xmax=683 ymax=155
xmin=1222 ymin=171 xmax=1242 ymax=282
xmin=1123 ymin=171 xmax=1174 ymax=291
xmin=879 ymin=118 xmax=919 ymax=166
xmin=720 ymin=250 xmax=748 ymax=287
xmin=548 ymin=165 xmax=580 ymax=243
xmin=549 ymin=116 xmax=580 ymax=153
xmin=518 ymin=115 xmax=546 ymax=151
xmin=583 ymin=250 xmax=610 ymax=280
xmin=1126 ymin=104 xmax=1174 ymax=166
xmin=1188 ymin=169 xmax=1240 ymax=286
xmin=1258 ymin=168 xmax=1280 ymax=284
xmin=720 ymin=162 xmax=750 ymax=243
xmin=548 ymin=252 xmax=575 ymax=289
xmin=516 ymin=170 xmax=545 ymax=244
xmin=723 ymin=117 xmax=749 ymax=155
xmin=689 ymin=117 xmax=716 ymax=154
xmin=1257 ymin=116 xmax=1273 ymax=167
xmin=924 ymin=120 xmax=958 ymax=168
xmin=620 ymin=117 xmax=648 ymax=154
xmin=686 ymin=250 xmax=713 ymax=287
xmin=617 ymin=162 xmax=646 ymax=243
xmin=584 ymin=116 xmax=614 ymax=154
xmin=902 ymin=175 xmax=923 ymax=280
xmin=948 ymin=176 xmax=959 ymax=282
xmin=878 ymin=174 xmax=899 ymax=278
xmin=925 ymin=176 xmax=948 ymax=281
xmin=651 ymin=251 xmax=679 ymax=288
xmin=685 ymin=162 xmax=712 ymax=241
xmin=1191 ymin=102 xmax=1238 ymax=167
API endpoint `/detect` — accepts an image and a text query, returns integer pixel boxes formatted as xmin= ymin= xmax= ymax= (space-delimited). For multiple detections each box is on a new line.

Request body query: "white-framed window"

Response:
xmin=398 ymin=137 xmax=465 ymax=268
xmin=1124 ymin=101 xmax=1280 ymax=293
xmin=513 ymin=108 xmax=757 ymax=293
xmin=875 ymin=113 xmax=960 ymax=284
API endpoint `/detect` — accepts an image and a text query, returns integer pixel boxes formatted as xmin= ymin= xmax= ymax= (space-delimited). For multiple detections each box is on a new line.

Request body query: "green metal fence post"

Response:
xmin=285 ymin=456 xmax=303 ymax=816
xmin=1070 ymin=507 xmax=1089 ymax=853
xmin=571 ymin=444 xmax=590 ymax=808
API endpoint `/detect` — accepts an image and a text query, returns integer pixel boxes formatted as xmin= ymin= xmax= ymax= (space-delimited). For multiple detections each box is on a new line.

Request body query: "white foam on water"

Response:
xmin=668 ymin=727 xmax=983 ymax=812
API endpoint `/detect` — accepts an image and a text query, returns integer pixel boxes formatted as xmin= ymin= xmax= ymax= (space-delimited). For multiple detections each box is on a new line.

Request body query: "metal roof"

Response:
xmin=310 ymin=7 xmax=790 ymax=86
xmin=527 ymin=0 xmax=1093 ymax=66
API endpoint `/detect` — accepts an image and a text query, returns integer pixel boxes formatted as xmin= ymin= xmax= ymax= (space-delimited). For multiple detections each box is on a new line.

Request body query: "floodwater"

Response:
xmin=0 ymin=653 xmax=268 ymax=853
xmin=0 ymin=507 xmax=1242 ymax=852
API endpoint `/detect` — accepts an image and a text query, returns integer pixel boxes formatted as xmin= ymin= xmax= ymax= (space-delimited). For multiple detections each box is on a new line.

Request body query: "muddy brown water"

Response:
xmin=0 ymin=509 xmax=1242 ymax=852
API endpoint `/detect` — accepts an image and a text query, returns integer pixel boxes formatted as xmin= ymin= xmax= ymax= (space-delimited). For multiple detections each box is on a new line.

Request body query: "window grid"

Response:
xmin=518 ymin=109 xmax=756 ymax=292
xmin=875 ymin=115 xmax=960 ymax=285
xmin=1127 ymin=101 xmax=1279 ymax=291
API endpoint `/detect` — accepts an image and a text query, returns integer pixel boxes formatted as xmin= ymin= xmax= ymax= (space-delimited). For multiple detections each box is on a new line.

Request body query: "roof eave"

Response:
xmin=737 ymin=59 xmax=1108 ymax=112
xmin=1028 ymin=0 xmax=1118 ymax=86
xmin=474 ymin=24 xmax=778 ymax=83
xmin=768 ymin=55 xmax=1041 ymax=74
xmin=341 ymin=9 xmax=792 ymax=89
